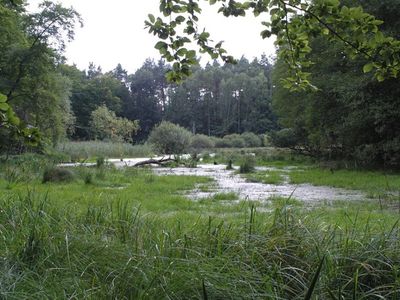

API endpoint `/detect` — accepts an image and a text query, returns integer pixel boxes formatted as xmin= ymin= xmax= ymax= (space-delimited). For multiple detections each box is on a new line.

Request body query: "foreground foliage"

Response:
xmin=0 ymin=156 xmax=399 ymax=298
xmin=0 ymin=189 xmax=399 ymax=298
xmin=147 ymin=0 xmax=400 ymax=87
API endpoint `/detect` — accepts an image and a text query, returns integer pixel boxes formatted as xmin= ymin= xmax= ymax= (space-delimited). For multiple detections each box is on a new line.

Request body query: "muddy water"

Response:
xmin=153 ymin=164 xmax=367 ymax=203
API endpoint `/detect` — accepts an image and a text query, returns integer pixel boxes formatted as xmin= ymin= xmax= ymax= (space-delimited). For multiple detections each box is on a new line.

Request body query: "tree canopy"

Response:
xmin=147 ymin=0 xmax=400 ymax=88
xmin=0 ymin=0 xmax=81 ymax=151
xmin=271 ymin=0 xmax=400 ymax=168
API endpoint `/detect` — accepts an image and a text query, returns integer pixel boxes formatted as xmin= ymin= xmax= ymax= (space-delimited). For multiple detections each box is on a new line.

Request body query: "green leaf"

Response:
xmin=155 ymin=41 xmax=168 ymax=50
xmin=304 ymin=255 xmax=325 ymax=300
xmin=175 ymin=16 xmax=185 ymax=23
xmin=176 ymin=48 xmax=187 ymax=56
xmin=199 ymin=32 xmax=210 ymax=41
xmin=0 ymin=93 xmax=7 ymax=103
xmin=376 ymin=73 xmax=385 ymax=82
xmin=148 ymin=14 xmax=155 ymax=23
xmin=186 ymin=50 xmax=196 ymax=59
xmin=363 ymin=63 xmax=374 ymax=73
xmin=0 ymin=102 xmax=9 ymax=111
xmin=261 ymin=30 xmax=272 ymax=39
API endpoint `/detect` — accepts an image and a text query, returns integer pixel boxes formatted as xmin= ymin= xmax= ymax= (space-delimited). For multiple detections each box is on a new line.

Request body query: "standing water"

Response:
xmin=153 ymin=164 xmax=367 ymax=203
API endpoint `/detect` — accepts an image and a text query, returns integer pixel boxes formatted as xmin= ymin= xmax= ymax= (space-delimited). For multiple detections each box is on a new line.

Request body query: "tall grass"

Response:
xmin=56 ymin=141 xmax=153 ymax=161
xmin=0 ymin=191 xmax=399 ymax=299
xmin=0 ymin=154 xmax=56 ymax=186
xmin=1 ymin=154 xmax=400 ymax=298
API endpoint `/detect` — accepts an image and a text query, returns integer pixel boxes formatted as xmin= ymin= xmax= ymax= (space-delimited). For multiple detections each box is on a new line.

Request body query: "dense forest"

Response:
xmin=272 ymin=0 xmax=400 ymax=168
xmin=65 ymin=57 xmax=276 ymax=141
xmin=1 ymin=0 xmax=399 ymax=168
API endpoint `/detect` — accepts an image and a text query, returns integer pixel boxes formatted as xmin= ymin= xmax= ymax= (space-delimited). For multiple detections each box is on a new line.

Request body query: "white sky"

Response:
xmin=28 ymin=0 xmax=276 ymax=73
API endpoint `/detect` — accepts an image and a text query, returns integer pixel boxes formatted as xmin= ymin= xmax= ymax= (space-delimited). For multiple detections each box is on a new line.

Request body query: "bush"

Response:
xmin=224 ymin=134 xmax=246 ymax=148
xmin=43 ymin=167 xmax=75 ymax=183
xmin=189 ymin=134 xmax=215 ymax=151
xmin=239 ymin=155 xmax=256 ymax=173
xmin=214 ymin=137 xmax=232 ymax=148
xmin=96 ymin=156 xmax=106 ymax=168
xmin=147 ymin=121 xmax=192 ymax=155
xmin=262 ymin=133 xmax=273 ymax=147
xmin=241 ymin=132 xmax=262 ymax=147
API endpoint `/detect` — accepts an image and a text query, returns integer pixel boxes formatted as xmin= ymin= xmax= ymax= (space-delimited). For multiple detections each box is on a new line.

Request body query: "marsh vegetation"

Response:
xmin=1 ymin=148 xmax=400 ymax=299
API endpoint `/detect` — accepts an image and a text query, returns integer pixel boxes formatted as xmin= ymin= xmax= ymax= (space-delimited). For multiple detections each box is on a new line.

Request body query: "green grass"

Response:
xmin=0 ymin=188 xmax=399 ymax=299
xmin=212 ymin=192 xmax=239 ymax=201
xmin=56 ymin=141 xmax=153 ymax=161
xmin=1 ymin=154 xmax=400 ymax=298
xmin=201 ymin=147 xmax=314 ymax=169
xmin=244 ymin=170 xmax=286 ymax=184
xmin=289 ymin=167 xmax=400 ymax=197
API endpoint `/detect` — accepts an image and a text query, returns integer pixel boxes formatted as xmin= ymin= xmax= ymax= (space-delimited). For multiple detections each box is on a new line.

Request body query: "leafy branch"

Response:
xmin=147 ymin=0 xmax=400 ymax=88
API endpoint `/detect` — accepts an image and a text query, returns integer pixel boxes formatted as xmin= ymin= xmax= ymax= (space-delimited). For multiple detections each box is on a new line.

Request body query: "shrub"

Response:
xmin=148 ymin=121 xmax=192 ymax=155
xmin=84 ymin=172 xmax=93 ymax=184
xmin=262 ymin=133 xmax=273 ymax=147
xmin=43 ymin=167 xmax=75 ymax=183
xmin=239 ymin=155 xmax=256 ymax=173
xmin=241 ymin=132 xmax=262 ymax=147
xmin=189 ymin=134 xmax=215 ymax=151
xmin=224 ymin=134 xmax=246 ymax=148
xmin=96 ymin=156 xmax=106 ymax=168
xmin=214 ymin=137 xmax=232 ymax=148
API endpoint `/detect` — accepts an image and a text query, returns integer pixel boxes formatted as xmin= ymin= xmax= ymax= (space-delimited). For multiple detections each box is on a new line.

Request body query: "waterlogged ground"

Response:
xmin=60 ymin=158 xmax=368 ymax=203
xmin=153 ymin=164 xmax=367 ymax=203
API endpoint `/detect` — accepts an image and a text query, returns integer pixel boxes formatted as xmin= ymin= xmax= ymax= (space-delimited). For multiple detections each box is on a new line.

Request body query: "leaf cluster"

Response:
xmin=148 ymin=0 xmax=400 ymax=89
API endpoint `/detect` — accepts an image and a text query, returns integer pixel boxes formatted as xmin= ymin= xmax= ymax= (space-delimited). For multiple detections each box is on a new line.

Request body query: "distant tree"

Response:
xmin=63 ymin=64 xmax=125 ymax=139
xmin=125 ymin=59 xmax=168 ymax=141
xmin=111 ymin=63 xmax=128 ymax=83
xmin=165 ymin=57 xmax=277 ymax=136
xmin=90 ymin=105 xmax=139 ymax=142
xmin=189 ymin=134 xmax=215 ymax=151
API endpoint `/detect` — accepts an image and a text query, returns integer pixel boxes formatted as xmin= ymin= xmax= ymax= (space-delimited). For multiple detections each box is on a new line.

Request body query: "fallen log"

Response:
xmin=132 ymin=157 xmax=176 ymax=167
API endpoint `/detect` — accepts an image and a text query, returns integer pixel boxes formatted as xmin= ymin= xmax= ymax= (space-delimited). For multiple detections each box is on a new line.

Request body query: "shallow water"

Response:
xmin=59 ymin=156 xmax=190 ymax=168
xmin=59 ymin=158 xmax=368 ymax=203
xmin=153 ymin=164 xmax=367 ymax=203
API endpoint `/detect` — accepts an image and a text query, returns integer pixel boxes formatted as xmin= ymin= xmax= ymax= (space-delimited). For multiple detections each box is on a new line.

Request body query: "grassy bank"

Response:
xmin=1 ymin=155 xmax=400 ymax=298
xmin=0 ymin=190 xmax=399 ymax=299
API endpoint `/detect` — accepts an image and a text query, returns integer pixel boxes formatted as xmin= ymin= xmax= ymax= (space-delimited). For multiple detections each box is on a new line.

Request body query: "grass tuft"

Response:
xmin=42 ymin=167 xmax=75 ymax=183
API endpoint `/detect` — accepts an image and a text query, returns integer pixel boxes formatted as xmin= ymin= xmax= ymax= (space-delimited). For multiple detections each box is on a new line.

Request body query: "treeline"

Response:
xmin=1 ymin=0 xmax=400 ymax=169
xmin=62 ymin=57 xmax=277 ymax=141
xmin=0 ymin=0 xmax=277 ymax=152
xmin=272 ymin=0 xmax=400 ymax=168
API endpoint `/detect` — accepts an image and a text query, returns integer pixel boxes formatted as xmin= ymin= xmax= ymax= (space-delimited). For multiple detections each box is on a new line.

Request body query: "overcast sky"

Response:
xmin=28 ymin=0 xmax=276 ymax=73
